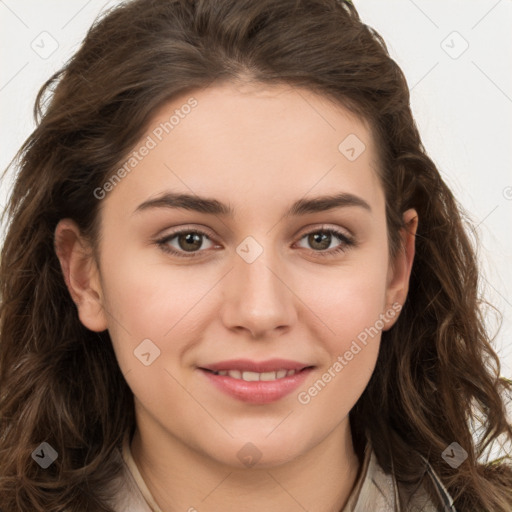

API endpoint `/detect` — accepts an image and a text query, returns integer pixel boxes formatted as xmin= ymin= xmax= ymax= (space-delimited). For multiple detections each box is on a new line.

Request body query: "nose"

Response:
xmin=220 ymin=245 xmax=297 ymax=339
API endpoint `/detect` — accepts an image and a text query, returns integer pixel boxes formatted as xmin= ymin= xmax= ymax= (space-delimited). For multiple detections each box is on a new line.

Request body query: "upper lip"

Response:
xmin=199 ymin=358 xmax=313 ymax=373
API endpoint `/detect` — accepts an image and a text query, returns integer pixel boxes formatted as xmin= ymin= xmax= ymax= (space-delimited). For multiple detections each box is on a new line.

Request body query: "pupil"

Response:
xmin=310 ymin=232 xmax=330 ymax=250
xmin=180 ymin=233 xmax=201 ymax=251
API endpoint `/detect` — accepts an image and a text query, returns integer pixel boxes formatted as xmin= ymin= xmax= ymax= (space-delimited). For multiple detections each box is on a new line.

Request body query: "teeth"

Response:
xmin=242 ymin=371 xmax=260 ymax=381
xmin=213 ymin=369 xmax=299 ymax=381
xmin=260 ymin=371 xmax=278 ymax=381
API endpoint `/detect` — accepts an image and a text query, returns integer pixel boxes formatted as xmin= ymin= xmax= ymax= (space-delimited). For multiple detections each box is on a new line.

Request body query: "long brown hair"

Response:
xmin=1 ymin=0 xmax=511 ymax=510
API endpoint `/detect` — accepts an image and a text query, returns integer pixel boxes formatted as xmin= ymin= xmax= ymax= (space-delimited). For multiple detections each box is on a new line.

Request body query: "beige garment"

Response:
xmin=108 ymin=431 xmax=454 ymax=512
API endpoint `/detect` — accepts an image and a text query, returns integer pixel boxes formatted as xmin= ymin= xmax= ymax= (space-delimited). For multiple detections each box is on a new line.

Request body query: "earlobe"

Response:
xmin=54 ymin=219 xmax=108 ymax=332
xmin=383 ymin=208 xmax=418 ymax=330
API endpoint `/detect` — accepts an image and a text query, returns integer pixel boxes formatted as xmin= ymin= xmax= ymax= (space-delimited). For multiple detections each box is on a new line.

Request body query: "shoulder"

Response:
xmin=345 ymin=442 xmax=456 ymax=511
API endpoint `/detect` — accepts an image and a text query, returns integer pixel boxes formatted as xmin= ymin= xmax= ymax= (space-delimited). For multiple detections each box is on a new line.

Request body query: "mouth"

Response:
xmin=201 ymin=367 xmax=313 ymax=381
xmin=197 ymin=359 xmax=315 ymax=404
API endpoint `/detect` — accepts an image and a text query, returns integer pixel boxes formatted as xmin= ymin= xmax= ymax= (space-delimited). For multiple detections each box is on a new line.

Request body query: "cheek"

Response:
xmin=318 ymin=279 xmax=385 ymax=379
xmin=98 ymin=243 xmax=213 ymax=370
xmin=299 ymin=248 xmax=388 ymax=386
xmin=100 ymin=260 xmax=207 ymax=412
xmin=303 ymin=252 xmax=389 ymax=344
xmin=295 ymin=273 xmax=387 ymax=416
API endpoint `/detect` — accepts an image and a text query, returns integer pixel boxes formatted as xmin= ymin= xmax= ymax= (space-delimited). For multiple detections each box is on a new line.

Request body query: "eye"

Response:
xmin=156 ymin=228 xmax=217 ymax=258
xmin=295 ymin=227 xmax=355 ymax=257
xmin=155 ymin=226 xmax=356 ymax=259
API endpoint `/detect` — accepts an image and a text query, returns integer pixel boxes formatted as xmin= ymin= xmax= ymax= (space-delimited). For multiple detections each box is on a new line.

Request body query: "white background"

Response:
xmin=1 ymin=1 xmax=511 ymax=385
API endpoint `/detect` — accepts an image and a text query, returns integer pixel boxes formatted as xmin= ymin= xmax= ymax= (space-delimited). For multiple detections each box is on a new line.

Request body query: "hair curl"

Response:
xmin=1 ymin=0 xmax=511 ymax=510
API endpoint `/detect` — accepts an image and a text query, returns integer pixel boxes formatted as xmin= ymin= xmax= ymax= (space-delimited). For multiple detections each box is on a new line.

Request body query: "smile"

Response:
xmin=205 ymin=369 xmax=299 ymax=381
xmin=199 ymin=365 xmax=314 ymax=404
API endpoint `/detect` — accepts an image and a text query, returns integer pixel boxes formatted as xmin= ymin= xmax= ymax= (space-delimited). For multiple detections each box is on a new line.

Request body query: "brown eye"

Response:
xmin=157 ymin=229 xmax=216 ymax=257
xmin=307 ymin=232 xmax=333 ymax=251
xmin=176 ymin=232 xmax=204 ymax=252
xmin=296 ymin=228 xmax=355 ymax=257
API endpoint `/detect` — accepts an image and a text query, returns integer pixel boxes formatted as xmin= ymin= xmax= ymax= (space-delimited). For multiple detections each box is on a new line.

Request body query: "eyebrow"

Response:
xmin=133 ymin=191 xmax=371 ymax=217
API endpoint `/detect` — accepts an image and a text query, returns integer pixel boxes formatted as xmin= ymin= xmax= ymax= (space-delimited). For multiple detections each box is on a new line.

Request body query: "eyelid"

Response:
xmin=155 ymin=223 xmax=356 ymax=258
xmin=295 ymin=223 xmax=353 ymax=240
xmin=154 ymin=224 xmax=218 ymax=245
xmin=156 ymin=223 xmax=353 ymax=243
xmin=154 ymin=225 xmax=219 ymax=258
xmin=293 ymin=224 xmax=356 ymax=258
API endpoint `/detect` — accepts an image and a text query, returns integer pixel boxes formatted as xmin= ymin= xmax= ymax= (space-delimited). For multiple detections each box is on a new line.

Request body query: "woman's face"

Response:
xmin=58 ymin=81 xmax=416 ymax=468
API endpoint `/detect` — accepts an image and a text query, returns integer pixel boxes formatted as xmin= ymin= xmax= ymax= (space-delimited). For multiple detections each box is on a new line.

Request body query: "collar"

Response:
xmin=121 ymin=431 xmax=163 ymax=512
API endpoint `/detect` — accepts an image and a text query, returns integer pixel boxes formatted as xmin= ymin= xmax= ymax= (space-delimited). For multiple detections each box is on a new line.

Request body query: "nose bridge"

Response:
xmin=220 ymin=235 xmax=297 ymax=337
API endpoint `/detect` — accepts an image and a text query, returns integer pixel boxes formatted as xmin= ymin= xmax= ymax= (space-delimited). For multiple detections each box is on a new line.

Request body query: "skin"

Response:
xmin=55 ymin=80 xmax=417 ymax=512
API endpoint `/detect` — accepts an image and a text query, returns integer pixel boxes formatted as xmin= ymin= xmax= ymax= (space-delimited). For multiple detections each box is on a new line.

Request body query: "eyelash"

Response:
xmin=155 ymin=226 xmax=356 ymax=259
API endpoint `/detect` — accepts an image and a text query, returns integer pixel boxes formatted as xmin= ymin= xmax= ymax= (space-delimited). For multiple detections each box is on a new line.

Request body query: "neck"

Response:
xmin=130 ymin=415 xmax=361 ymax=512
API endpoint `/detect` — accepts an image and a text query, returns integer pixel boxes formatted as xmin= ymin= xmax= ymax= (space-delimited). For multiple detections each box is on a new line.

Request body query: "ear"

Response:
xmin=383 ymin=208 xmax=418 ymax=330
xmin=54 ymin=219 xmax=108 ymax=332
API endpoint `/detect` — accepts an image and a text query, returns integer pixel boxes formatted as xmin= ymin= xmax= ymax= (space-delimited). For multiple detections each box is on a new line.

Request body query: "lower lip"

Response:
xmin=199 ymin=368 xmax=313 ymax=404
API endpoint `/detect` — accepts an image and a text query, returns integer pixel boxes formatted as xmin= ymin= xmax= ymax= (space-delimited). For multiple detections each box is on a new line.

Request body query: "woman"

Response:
xmin=0 ymin=0 xmax=511 ymax=510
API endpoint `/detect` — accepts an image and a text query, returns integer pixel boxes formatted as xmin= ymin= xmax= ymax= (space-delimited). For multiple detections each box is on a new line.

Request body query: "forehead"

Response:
xmin=102 ymin=81 xmax=384 ymax=219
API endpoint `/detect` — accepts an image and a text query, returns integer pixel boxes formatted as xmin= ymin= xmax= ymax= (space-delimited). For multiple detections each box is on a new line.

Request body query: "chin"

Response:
xmin=226 ymin=434 xmax=310 ymax=470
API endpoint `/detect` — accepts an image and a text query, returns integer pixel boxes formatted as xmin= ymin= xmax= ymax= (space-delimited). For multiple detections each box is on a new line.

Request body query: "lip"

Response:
xmin=198 ymin=360 xmax=314 ymax=404
xmin=199 ymin=358 xmax=312 ymax=373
